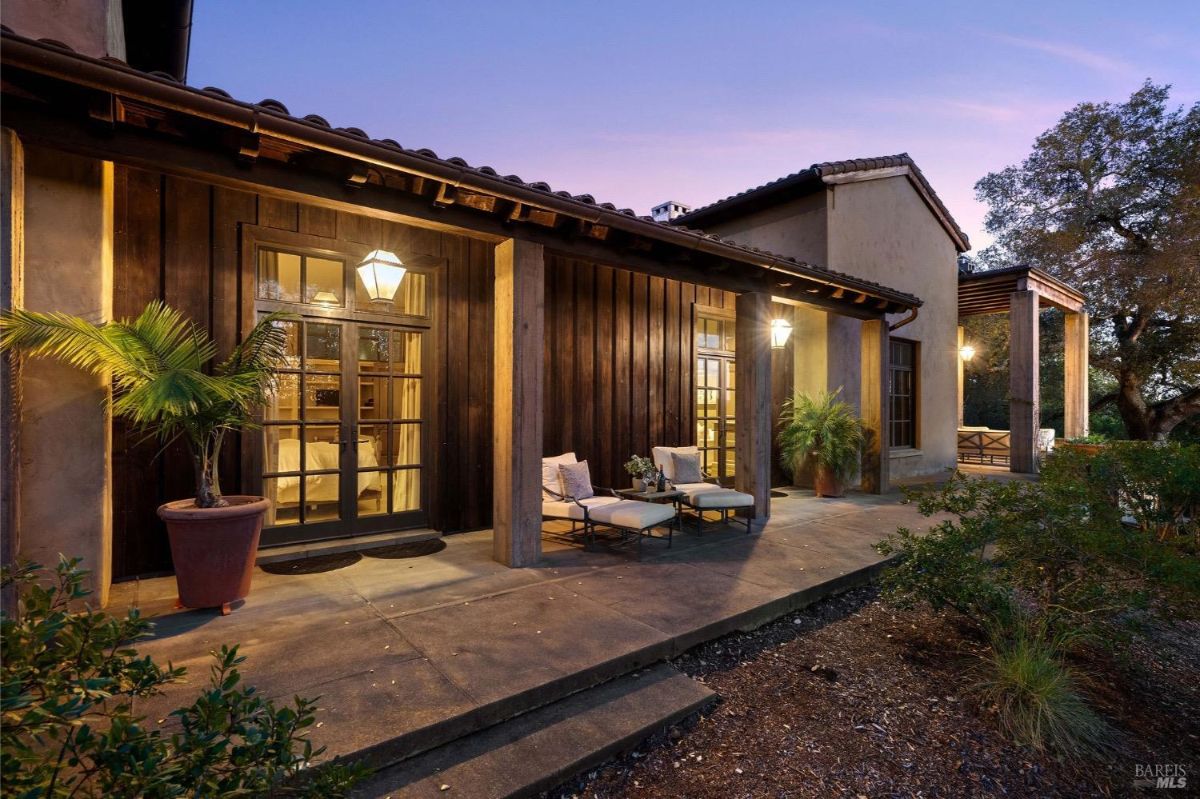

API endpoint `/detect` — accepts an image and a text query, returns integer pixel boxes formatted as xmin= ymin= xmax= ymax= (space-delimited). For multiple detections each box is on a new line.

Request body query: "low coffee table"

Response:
xmin=615 ymin=487 xmax=684 ymax=506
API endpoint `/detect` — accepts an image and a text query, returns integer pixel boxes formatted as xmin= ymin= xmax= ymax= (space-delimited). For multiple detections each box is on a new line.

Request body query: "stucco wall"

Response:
xmin=3 ymin=0 xmax=126 ymax=60
xmin=825 ymin=176 xmax=960 ymax=479
xmin=19 ymin=146 xmax=113 ymax=604
xmin=702 ymin=193 xmax=828 ymax=266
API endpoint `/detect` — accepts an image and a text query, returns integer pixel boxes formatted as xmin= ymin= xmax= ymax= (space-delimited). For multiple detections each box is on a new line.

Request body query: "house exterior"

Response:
xmin=0 ymin=3 xmax=985 ymax=605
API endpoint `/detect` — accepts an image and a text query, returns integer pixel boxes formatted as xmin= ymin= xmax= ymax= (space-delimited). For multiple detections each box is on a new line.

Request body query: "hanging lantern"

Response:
xmin=356 ymin=249 xmax=407 ymax=303
xmin=770 ymin=318 xmax=793 ymax=349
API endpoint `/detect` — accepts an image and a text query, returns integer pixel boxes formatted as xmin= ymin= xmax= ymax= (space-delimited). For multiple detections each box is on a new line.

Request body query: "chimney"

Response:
xmin=651 ymin=200 xmax=692 ymax=223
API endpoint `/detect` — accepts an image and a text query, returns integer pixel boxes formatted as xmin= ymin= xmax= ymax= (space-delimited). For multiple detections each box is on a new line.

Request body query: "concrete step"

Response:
xmin=351 ymin=663 xmax=716 ymax=799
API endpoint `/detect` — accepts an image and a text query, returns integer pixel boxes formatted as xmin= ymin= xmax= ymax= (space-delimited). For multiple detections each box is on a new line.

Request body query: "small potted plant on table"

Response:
xmin=778 ymin=389 xmax=865 ymax=498
xmin=0 ymin=301 xmax=292 ymax=614
xmin=623 ymin=454 xmax=658 ymax=490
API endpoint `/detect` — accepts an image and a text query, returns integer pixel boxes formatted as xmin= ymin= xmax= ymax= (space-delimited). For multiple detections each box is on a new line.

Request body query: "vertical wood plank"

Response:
xmin=555 ymin=257 xmax=575 ymax=452
xmin=679 ymin=282 xmax=696 ymax=449
xmin=467 ymin=236 xmax=493 ymax=529
xmin=648 ymin=276 xmax=665 ymax=447
xmin=259 ymin=196 xmax=298 ymax=231
xmin=613 ymin=269 xmax=631 ymax=480
xmin=1009 ymin=290 xmax=1039 ymax=473
xmin=594 ymin=265 xmax=614 ymax=483
xmin=574 ymin=261 xmax=595 ymax=459
xmin=630 ymin=273 xmax=649 ymax=458
xmin=298 ymin=203 xmax=337 ymax=238
xmin=493 ymin=238 xmax=544 ymax=567
xmin=663 ymin=279 xmax=680 ymax=445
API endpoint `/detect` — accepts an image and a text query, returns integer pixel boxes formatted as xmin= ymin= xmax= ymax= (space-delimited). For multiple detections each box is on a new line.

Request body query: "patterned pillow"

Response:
xmin=558 ymin=460 xmax=595 ymax=500
xmin=671 ymin=451 xmax=704 ymax=484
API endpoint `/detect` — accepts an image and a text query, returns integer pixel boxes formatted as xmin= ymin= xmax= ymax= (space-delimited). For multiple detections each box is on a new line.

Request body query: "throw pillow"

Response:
xmin=558 ymin=460 xmax=595 ymax=500
xmin=671 ymin=451 xmax=704 ymax=483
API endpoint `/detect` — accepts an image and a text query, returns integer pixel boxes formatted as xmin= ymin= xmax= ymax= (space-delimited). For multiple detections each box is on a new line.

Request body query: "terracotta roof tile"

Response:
xmin=0 ymin=28 xmax=923 ymax=307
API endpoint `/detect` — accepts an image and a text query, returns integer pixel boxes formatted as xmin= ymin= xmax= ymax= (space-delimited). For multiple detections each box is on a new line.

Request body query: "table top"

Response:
xmin=615 ymin=488 xmax=684 ymax=501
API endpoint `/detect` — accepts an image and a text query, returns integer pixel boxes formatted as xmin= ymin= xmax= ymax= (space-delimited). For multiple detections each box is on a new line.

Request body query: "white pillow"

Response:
xmin=652 ymin=446 xmax=699 ymax=481
xmin=541 ymin=452 xmax=577 ymax=494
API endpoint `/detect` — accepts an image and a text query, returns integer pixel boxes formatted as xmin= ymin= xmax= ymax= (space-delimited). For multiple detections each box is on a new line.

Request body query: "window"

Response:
xmin=257 ymin=248 xmax=346 ymax=307
xmin=889 ymin=339 xmax=917 ymax=449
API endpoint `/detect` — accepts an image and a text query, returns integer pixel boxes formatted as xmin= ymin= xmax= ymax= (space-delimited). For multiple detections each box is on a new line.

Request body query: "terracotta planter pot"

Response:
xmin=157 ymin=496 xmax=270 ymax=614
xmin=812 ymin=464 xmax=845 ymax=498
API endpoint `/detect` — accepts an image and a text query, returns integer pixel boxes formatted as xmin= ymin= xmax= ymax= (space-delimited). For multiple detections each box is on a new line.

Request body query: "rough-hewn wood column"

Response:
xmin=860 ymin=319 xmax=889 ymax=494
xmin=1063 ymin=312 xmax=1089 ymax=440
xmin=493 ymin=238 xmax=544 ymax=567
xmin=734 ymin=292 xmax=772 ymax=522
xmin=957 ymin=325 xmax=966 ymax=428
xmin=1009 ymin=290 xmax=1039 ymax=473
xmin=1 ymin=128 xmax=23 ymax=612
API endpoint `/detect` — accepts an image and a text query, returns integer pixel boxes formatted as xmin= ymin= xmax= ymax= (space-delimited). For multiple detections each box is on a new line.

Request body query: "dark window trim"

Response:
xmin=889 ymin=337 xmax=918 ymax=450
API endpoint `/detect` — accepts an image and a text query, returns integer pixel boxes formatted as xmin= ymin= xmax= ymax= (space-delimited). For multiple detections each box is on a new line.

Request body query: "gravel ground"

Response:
xmin=549 ymin=587 xmax=1200 ymax=799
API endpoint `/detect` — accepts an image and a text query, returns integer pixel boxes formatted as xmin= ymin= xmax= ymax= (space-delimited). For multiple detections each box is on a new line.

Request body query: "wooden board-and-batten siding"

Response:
xmin=111 ymin=167 xmax=494 ymax=579
xmin=541 ymin=254 xmax=739 ymax=490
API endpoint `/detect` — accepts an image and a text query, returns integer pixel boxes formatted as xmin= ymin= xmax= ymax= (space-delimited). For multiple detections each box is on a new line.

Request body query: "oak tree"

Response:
xmin=975 ymin=82 xmax=1200 ymax=439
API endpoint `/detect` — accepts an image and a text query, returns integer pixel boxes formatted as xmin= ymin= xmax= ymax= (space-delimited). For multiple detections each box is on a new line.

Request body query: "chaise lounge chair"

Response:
xmin=652 ymin=445 xmax=754 ymax=534
xmin=541 ymin=452 xmax=677 ymax=555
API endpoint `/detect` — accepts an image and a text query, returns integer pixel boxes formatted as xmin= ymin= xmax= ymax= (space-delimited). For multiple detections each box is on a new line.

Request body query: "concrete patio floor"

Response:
xmin=112 ymin=487 xmax=951 ymax=771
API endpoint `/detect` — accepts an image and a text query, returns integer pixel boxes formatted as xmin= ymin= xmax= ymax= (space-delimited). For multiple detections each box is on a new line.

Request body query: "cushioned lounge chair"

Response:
xmin=652 ymin=445 xmax=754 ymax=534
xmin=541 ymin=452 xmax=677 ymax=554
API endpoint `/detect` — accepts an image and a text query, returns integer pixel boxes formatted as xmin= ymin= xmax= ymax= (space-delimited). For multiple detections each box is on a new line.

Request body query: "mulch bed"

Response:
xmin=550 ymin=587 xmax=1199 ymax=798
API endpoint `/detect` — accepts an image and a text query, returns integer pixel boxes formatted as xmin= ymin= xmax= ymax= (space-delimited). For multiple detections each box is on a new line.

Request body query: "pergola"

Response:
xmin=958 ymin=266 xmax=1089 ymax=473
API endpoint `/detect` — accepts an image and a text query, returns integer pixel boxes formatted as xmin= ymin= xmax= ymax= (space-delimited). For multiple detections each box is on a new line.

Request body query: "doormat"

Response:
xmin=260 ymin=551 xmax=362 ymax=575
xmin=770 ymin=490 xmax=790 ymax=498
xmin=362 ymin=539 xmax=446 ymax=559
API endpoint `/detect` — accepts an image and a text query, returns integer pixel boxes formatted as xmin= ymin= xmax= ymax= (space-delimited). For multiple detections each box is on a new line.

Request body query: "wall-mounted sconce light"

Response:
xmin=770 ymin=318 xmax=793 ymax=349
xmin=357 ymin=249 xmax=407 ymax=303
xmin=959 ymin=344 xmax=976 ymax=361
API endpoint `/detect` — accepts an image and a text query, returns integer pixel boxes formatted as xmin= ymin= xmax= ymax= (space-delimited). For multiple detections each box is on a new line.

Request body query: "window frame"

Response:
xmin=888 ymin=337 xmax=919 ymax=450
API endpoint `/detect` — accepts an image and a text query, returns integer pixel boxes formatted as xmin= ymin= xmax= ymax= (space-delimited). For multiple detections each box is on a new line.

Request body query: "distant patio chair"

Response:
xmin=652 ymin=445 xmax=754 ymax=534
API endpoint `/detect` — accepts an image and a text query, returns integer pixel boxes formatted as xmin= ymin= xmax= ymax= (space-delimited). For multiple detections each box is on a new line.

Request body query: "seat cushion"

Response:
xmin=672 ymin=482 xmax=724 ymax=501
xmin=542 ymin=495 xmax=622 ymax=521
xmin=652 ymin=445 xmax=699 ymax=481
xmin=542 ymin=452 xmax=577 ymax=494
xmin=687 ymin=488 xmax=755 ymax=509
xmin=589 ymin=500 xmax=677 ymax=531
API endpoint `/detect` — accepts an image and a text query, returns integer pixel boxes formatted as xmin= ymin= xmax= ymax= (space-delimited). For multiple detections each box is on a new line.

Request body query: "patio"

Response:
xmin=113 ymin=488 xmax=951 ymax=786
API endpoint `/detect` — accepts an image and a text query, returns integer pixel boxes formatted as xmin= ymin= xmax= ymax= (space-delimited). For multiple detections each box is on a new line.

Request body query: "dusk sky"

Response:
xmin=190 ymin=1 xmax=1200 ymax=252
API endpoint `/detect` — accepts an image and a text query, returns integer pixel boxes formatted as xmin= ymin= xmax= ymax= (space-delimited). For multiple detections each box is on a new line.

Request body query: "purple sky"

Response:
xmin=190 ymin=1 xmax=1199 ymax=251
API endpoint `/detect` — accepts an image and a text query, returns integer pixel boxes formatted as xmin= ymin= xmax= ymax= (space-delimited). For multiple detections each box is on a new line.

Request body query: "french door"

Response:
xmin=695 ymin=313 xmax=736 ymax=484
xmin=260 ymin=317 xmax=428 ymax=545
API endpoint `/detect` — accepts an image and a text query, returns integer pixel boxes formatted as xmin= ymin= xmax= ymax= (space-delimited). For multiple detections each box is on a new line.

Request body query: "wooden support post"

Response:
xmin=493 ymin=238 xmax=544 ymax=567
xmin=734 ymin=292 xmax=772 ymax=522
xmin=860 ymin=319 xmax=889 ymax=494
xmin=1 ymin=128 xmax=23 ymax=612
xmin=957 ymin=325 xmax=965 ymax=428
xmin=1063 ymin=312 xmax=1089 ymax=440
xmin=1009 ymin=290 xmax=1039 ymax=473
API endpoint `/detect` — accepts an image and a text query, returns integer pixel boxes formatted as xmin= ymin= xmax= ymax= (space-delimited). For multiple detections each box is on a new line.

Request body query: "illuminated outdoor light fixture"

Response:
xmin=357 ymin=249 xmax=407 ymax=303
xmin=770 ymin=318 xmax=793 ymax=349
xmin=959 ymin=344 xmax=976 ymax=361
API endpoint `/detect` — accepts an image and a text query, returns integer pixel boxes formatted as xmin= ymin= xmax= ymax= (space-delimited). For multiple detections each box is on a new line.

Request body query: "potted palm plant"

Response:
xmin=0 ymin=301 xmax=291 ymax=614
xmin=778 ymin=389 xmax=865 ymax=498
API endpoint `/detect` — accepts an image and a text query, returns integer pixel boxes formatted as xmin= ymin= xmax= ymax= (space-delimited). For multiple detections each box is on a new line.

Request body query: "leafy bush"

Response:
xmin=1 ymin=558 xmax=365 ymax=798
xmin=876 ymin=442 xmax=1200 ymax=757
xmin=777 ymin=389 xmax=865 ymax=481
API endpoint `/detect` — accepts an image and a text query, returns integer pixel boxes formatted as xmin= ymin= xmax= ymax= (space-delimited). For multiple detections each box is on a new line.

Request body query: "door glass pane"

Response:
xmin=393 ymin=378 xmax=421 ymax=419
xmin=305 ymin=374 xmax=340 ymax=421
xmin=263 ymin=477 xmax=300 ymax=526
xmin=390 ymin=423 xmax=421 ymax=466
xmin=723 ymin=323 xmax=736 ymax=352
xmin=358 ymin=424 xmax=387 ymax=467
xmin=393 ymin=331 xmax=423 ymax=374
xmin=276 ymin=319 xmax=301 ymax=367
xmin=306 ymin=323 xmax=341 ymax=370
xmin=357 ymin=327 xmax=390 ymax=372
xmin=305 ymin=257 xmax=345 ymax=306
xmin=305 ymin=477 xmax=340 ymax=522
xmin=395 ymin=272 xmax=428 ymax=317
xmin=264 ymin=425 xmax=301 ymax=474
xmin=358 ymin=376 xmax=388 ymax=420
xmin=258 ymin=250 xmax=301 ymax=302
xmin=304 ymin=425 xmax=341 ymax=470
xmin=392 ymin=468 xmax=420 ymax=512
xmin=267 ymin=373 xmax=300 ymax=421
xmin=357 ymin=471 xmax=387 ymax=516
xmin=726 ymin=361 xmax=736 ymax=389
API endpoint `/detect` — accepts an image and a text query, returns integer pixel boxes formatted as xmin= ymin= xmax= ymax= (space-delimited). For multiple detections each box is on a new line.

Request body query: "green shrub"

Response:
xmin=777 ymin=389 xmax=865 ymax=481
xmin=0 ymin=558 xmax=366 ymax=798
xmin=974 ymin=618 xmax=1112 ymax=757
